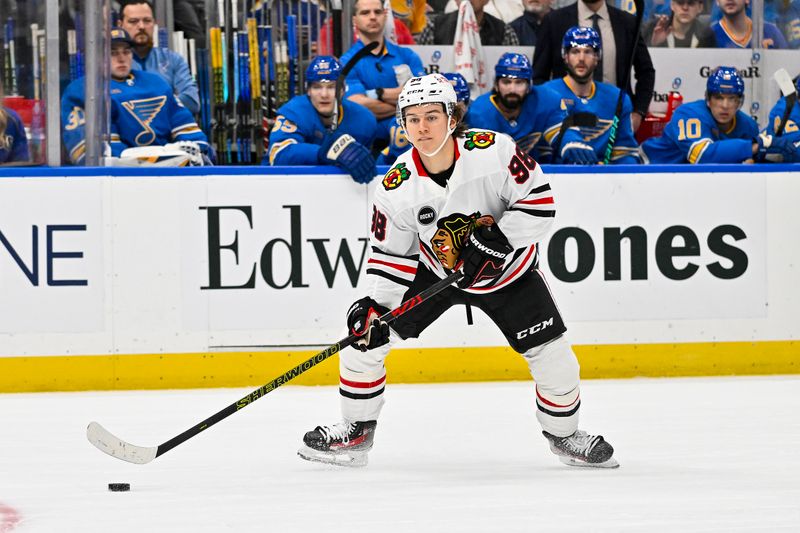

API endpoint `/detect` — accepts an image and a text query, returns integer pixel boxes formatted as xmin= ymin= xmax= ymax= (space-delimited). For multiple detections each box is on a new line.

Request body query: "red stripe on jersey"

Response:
xmin=536 ymin=387 xmax=579 ymax=408
xmin=367 ymin=258 xmax=417 ymax=274
xmin=515 ymin=196 xmax=554 ymax=206
xmin=411 ymin=148 xmax=428 ymax=177
xmin=412 ymin=142 xmax=460 ymax=179
xmin=469 ymin=244 xmax=537 ymax=292
xmin=340 ymin=374 xmax=387 ymax=389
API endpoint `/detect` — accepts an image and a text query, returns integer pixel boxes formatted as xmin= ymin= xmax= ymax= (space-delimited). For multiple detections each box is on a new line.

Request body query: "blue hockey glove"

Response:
xmin=560 ymin=141 xmax=598 ymax=165
xmin=755 ymin=132 xmax=799 ymax=163
xmin=318 ymin=133 xmax=378 ymax=184
xmin=347 ymin=297 xmax=391 ymax=351
xmin=457 ymin=222 xmax=514 ymax=289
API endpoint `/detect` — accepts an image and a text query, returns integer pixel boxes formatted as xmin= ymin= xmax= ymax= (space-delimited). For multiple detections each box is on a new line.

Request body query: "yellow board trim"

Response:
xmin=0 ymin=341 xmax=797 ymax=393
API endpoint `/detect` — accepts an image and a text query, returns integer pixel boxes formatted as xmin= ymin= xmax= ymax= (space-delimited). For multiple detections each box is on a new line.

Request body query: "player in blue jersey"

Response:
xmin=641 ymin=66 xmax=798 ymax=163
xmin=61 ymin=28 xmax=211 ymax=165
xmin=765 ymin=76 xmax=800 ymax=157
xmin=465 ymin=52 xmax=594 ymax=164
xmin=264 ymin=56 xmax=378 ymax=184
xmin=341 ymin=0 xmax=427 ymax=148
xmin=118 ymin=0 xmax=201 ymax=113
xmin=378 ymin=72 xmax=472 ymax=165
xmin=543 ymin=27 xmax=640 ymax=164
xmin=711 ymin=0 xmax=788 ymax=48
xmin=0 ymin=79 xmax=30 ymax=164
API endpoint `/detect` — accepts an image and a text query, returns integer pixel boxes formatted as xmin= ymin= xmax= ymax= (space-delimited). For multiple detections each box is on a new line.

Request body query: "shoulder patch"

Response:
xmin=382 ymin=162 xmax=411 ymax=190
xmin=463 ymin=131 xmax=496 ymax=150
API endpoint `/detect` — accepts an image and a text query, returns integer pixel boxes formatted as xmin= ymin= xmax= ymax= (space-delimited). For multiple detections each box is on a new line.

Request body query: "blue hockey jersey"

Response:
xmin=265 ymin=95 xmax=378 ymax=166
xmin=711 ymin=20 xmax=788 ymax=49
xmin=464 ymin=85 xmax=582 ymax=162
xmin=766 ymin=96 xmax=800 ymax=142
xmin=61 ymin=70 xmax=209 ymax=165
xmin=341 ymin=39 xmax=426 ymax=144
xmin=542 ymin=77 xmax=640 ymax=164
xmin=0 ymin=108 xmax=30 ymax=163
xmin=376 ymin=117 xmax=411 ymax=165
xmin=641 ymin=99 xmax=758 ymax=164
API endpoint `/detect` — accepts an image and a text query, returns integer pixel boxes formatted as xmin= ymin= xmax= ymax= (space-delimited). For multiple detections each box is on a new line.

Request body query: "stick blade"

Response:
xmin=774 ymin=68 xmax=796 ymax=97
xmin=87 ymin=422 xmax=157 ymax=465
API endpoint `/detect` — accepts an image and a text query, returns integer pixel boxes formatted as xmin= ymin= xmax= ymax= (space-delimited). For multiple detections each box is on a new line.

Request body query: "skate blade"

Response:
xmin=558 ymin=456 xmax=620 ymax=469
xmin=297 ymin=446 xmax=369 ymax=468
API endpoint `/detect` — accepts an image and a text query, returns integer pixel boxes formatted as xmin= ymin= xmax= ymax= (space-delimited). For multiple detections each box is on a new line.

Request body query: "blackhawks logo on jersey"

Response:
xmin=382 ymin=162 xmax=411 ymax=190
xmin=463 ymin=131 xmax=496 ymax=151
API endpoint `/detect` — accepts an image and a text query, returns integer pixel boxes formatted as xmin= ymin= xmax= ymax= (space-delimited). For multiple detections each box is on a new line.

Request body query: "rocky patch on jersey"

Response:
xmin=463 ymin=131 xmax=496 ymax=151
xmin=382 ymin=162 xmax=411 ymax=190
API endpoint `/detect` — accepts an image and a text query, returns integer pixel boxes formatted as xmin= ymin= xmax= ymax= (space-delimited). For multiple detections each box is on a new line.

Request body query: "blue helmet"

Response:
xmin=562 ymin=26 xmax=602 ymax=59
xmin=305 ymin=56 xmax=341 ymax=86
xmin=494 ymin=53 xmax=532 ymax=82
xmin=706 ymin=66 xmax=745 ymax=97
xmin=442 ymin=72 xmax=471 ymax=105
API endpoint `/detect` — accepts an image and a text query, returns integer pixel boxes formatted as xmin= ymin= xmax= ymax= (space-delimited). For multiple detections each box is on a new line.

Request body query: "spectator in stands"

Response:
xmin=117 ymin=0 xmax=201 ymax=113
xmin=442 ymin=0 xmax=525 ymax=22
xmin=640 ymin=66 xmax=798 ymax=163
xmin=341 ymin=0 xmax=426 ymax=149
xmin=61 ymin=28 xmax=211 ymax=165
xmin=643 ymin=0 xmax=717 ymax=47
xmin=392 ymin=0 xmax=428 ymax=37
xmin=0 ymin=78 xmax=30 ymax=164
xmin=532 ymin=0 xmax=655 ymax=132
xmin=543 ymin=27 xmax=640 ymax=164
xmin=510 ymin=0 xmax=553 ymax=45
xmin=416 ymin=0 xmax=521 ymax=44
xmin=711 ymin=0 xmax=788 ymax=48
xmin=776 ymin=0 xmax=800 ymax=49
xmin=465 ymin=52 xmax=594 ymax=164
xmin=264 ymin=56 xmax=378 ymax=184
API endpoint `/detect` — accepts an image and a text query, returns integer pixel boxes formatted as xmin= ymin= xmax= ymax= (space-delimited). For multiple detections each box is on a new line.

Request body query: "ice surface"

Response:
xmin=1 ymin=376 xmax=799 ymax=532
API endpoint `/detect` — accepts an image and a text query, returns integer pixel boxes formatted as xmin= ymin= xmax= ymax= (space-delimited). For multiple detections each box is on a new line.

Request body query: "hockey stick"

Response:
xmin=773 ymin=68 xmax=796 ymax=136
xmin=331 ymin=40 xmax=379 ymax=131
xmin=87 ymin=270 xmax=463 ymax=464
xmin=601 ymin=0 xmax=644 ymax=165
xmin=551 ymin=111 xmax=598 ymax=162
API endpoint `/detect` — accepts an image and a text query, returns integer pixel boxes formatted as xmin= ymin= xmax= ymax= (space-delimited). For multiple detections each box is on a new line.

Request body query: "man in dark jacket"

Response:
xmin=510 ymin=0 xmax=553 ymax=46
xmin=416 ymin=0 xmax=520 ymax=45
xmin=532 ymin=0 xmax=655 ymax=131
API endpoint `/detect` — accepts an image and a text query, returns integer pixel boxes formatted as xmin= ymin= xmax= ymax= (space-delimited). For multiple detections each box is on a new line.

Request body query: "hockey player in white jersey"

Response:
xmin=298 ymin=73 xmax=618 ymax=469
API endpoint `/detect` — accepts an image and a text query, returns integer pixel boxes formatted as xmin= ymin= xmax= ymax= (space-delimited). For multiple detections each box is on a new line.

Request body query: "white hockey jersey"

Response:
xmin=364 ymin=129 xmax=557 ymax=309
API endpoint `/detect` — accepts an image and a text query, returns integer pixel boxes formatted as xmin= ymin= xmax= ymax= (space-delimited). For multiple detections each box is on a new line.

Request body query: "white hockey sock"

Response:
xmin=339 ymin=363 xmax=387 ymax=422
xmin=523 ymin=335 xmax=581 ymax=437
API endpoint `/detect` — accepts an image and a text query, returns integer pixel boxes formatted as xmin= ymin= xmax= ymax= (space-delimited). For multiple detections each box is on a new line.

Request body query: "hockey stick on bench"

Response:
xmin=773 ymin=68 xmax=797 ymax=136
xmin=331 ymin=40 xmax=379 ymax=131
xmin=601 ymin=0 xmax=644 ymax=164
xmin=87 ymin=270 xmax=463 ymax=465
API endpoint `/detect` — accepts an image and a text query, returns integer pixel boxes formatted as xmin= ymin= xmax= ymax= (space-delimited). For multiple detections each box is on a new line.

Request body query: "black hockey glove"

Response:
xmin=457 ymin=222 xmax=514 ymax=289
xmin=346 ymin=297 xmax=391 ymax=352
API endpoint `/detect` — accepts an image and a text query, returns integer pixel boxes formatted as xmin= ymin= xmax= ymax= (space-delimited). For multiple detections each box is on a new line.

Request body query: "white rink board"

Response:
xmin=0 ymin=169 xmax=798 ymax=357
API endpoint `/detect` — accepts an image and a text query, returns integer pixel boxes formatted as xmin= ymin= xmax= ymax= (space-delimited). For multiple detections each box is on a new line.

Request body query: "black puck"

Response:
xmin=108 ymin=483 xmax=130 ymax=492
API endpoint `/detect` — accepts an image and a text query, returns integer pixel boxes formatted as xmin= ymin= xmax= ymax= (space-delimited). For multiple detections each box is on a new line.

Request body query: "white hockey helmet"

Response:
xmin=396 ymin=73 xmax=459 ymax=129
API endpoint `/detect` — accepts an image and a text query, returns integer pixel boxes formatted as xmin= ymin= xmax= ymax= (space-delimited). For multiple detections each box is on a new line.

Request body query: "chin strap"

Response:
xmin=416 ymin=121 xmax=456 ymax=157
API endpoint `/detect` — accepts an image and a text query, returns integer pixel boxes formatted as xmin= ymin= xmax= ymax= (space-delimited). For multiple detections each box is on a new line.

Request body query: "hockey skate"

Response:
xmin=297 ymin=420 xmax=377 ymax=467
xmin=543 ymin=430 xmax=619 ymax=468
